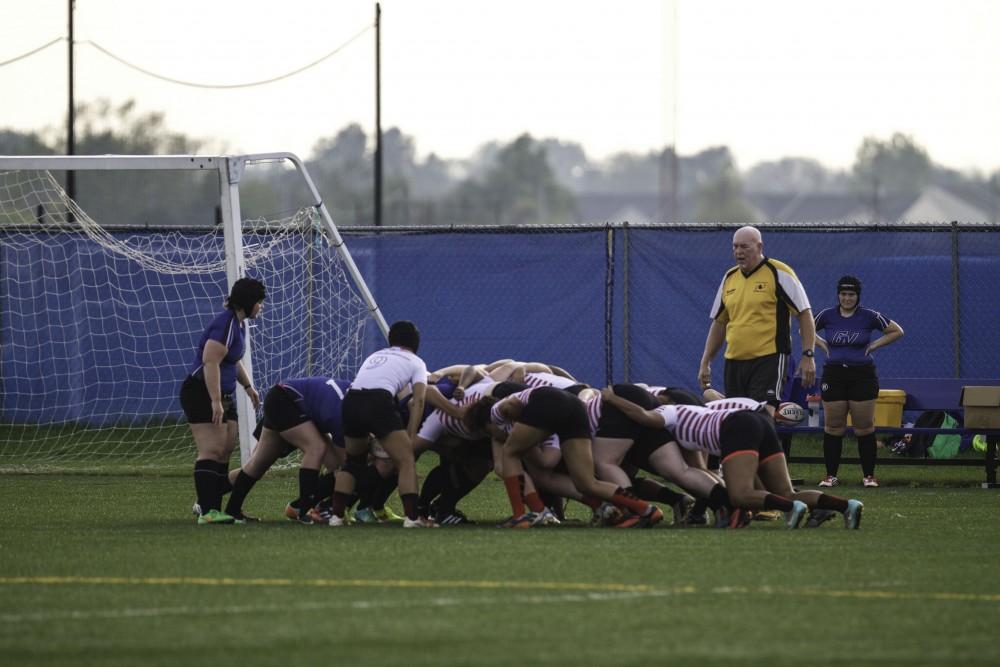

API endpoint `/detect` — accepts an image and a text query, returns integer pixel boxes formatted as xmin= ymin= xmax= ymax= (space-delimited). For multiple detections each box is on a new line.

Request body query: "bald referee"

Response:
xmin=698 ymin=225 xmax=816 ymax=408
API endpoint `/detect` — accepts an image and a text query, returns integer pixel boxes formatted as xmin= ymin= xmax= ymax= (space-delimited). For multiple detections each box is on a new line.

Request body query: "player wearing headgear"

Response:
xmin=600 ymin=389 xmax=865 ymax=529
xmin=329 ymin=321 xmax=435 ymax=528
xmin=180 ymin=277 xmax=265 ymax=525
xmin=814 ymin=274 xmax=904 ymax=488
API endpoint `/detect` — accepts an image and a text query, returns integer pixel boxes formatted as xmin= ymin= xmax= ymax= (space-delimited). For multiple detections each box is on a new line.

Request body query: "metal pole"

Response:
xmin=67 ymin=0 xmax=76 ymax=201
xmin=951 ymin=220 xmax=961 ymax=377
xmin=622 ymin=223 xmax=631 ymax=382
xmin=374 ymin=2 xmax=382 ymax=227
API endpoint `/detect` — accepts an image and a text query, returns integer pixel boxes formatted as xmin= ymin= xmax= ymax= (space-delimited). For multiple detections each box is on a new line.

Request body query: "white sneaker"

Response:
xmin=192 ymin=502 xmax=202 ymax=516
xmin=532 ymin=507 xmax=561 ymax=526
xmin=403 ymin=516 xmax=439 ymax=528
xmin=818 ymin=475 xmax=839 ymax=487
xmin=327 ymin=514 xmax=346 ymax=527
xmin=862 ymin=475 xmax=880 ymax=488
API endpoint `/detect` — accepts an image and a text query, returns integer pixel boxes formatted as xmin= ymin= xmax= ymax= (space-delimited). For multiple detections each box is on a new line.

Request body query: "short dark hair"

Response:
xmin=388 ymin=320 xmax=420 ymax=352
xmin=466 ymin=395 xmax=498 ymax=432
xmin=657 ymin=387 xmax=706 ymax=406
xmin=226 ymin=277 xmax=266 ymax=316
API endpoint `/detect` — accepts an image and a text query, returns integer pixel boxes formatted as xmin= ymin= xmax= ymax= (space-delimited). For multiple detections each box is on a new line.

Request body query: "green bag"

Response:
xmin=927 ymin=413 xmax=962 ymax=459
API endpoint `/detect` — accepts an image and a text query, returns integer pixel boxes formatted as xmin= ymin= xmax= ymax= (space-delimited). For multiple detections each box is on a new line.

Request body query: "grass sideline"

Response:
xmin=1 ymin=461 xmax=999 ymax=667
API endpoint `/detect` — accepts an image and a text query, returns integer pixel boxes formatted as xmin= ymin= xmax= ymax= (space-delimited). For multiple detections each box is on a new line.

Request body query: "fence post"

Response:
xmin=622 ymin=223 xmax=631 ymax=383
xmin=604 ymin=224 xmax=615 ymax=387
xmin=951 ymin=220 xmax=961 ymax=377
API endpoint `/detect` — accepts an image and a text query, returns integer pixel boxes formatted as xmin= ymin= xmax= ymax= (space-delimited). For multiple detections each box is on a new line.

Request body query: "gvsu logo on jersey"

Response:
xmin=832 ymin=331 xmax=862 ymax=344
xmin=364 ymin=355 xmax=388 ymax=369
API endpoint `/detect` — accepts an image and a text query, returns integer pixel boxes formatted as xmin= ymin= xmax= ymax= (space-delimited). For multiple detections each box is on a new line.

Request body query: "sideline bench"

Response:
xmin=780 ymin=377 xmax=1000 ymax=488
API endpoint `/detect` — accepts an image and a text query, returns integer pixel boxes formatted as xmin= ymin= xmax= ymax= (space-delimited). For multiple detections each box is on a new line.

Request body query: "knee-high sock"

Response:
xmin=857 ymin=433 xmax=877 ymax=477
xmin=224 ymin=470 xmax=259 ymax=516
xmin=823 ymin=433 xmax=844 ymax=477
xmin=194 ymin=459 xmax=220 ymax=511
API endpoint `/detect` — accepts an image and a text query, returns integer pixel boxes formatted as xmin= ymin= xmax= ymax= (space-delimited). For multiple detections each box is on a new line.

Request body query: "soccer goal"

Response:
xmin=0 ymin=153 xmax=387 ymax=472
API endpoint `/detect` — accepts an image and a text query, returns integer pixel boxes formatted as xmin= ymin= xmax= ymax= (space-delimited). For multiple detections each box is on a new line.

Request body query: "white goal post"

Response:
xmin=0 ymin=152 xmax=387 ymax=469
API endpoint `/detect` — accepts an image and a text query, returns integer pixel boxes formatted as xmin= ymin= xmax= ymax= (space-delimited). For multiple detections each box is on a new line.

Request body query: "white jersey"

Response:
xmin=584 ymin=393 xmax=602 ymax=436
xmin=351 ymin=346 xmax=427 ymax=395
xmin=652 ymin=404 xmax=755 ymax=456
xmin=523 ymin=372 xmax=577 ymax=390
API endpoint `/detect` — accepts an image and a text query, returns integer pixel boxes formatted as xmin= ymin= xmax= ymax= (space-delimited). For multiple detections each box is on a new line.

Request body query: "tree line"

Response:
xmin=2 ymin=99 xmax=998 ymax=227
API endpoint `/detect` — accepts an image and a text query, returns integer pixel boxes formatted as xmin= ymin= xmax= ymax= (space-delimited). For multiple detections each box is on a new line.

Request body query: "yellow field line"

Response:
xmin=1 ymin=577 xmax=998 ymax=603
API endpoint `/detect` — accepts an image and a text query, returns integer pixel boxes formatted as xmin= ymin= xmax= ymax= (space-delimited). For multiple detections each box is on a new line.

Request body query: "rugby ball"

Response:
xmin=774 ymin=402 xmax=806 ymax=425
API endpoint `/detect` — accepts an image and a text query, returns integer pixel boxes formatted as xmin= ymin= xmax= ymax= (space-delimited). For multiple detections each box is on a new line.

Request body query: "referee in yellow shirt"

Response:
xmin=698 ymin=225 xmax=817 ymax=406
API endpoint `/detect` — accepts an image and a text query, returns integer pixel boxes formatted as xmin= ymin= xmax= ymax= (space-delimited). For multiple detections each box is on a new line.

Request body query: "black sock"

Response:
xmin=217 ymin=463 xmax=233 ymax=496
xmin=858 ymin=433 xmax=877 ymax=477
xmin=401 ymin=492 xmax=419 ymax=520
xmin=689 ymin=497 xmax=709 ymax=517
xmin=224 ymin=471 xmax=259 ymax=517
xmin=763 ymin=494 xmax=794 ymax=512
xmin=815 ymin=494 xmax=849 ymax=512
xmin=371 ymin=473 xmax=398 ymax=511
xmin=355 ymin=465 xmax=382 ymax=511
xmin=706 ymin=483 xmax=731 ymax=511
xmin=418 ymin=463 xmax=451 ymax=511
xmin=297 ymin=468 xmax=321 ymax=517
xmin=706 ymin=454 xmax=720 ymax=472
xmin=194 ymin=459 xmax=219 ymax=511
xmin=823 ymin=433 xmax=843 ymax=477
xmin=316 ymin=472 xmax=335 ymax=504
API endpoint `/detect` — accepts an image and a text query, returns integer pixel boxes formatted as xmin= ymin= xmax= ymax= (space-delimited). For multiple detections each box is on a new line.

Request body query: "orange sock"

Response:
xmin=503 ymin=476 xmax=526 ymax=516
xmin=524 ymin=492 xmax=546 ymax=512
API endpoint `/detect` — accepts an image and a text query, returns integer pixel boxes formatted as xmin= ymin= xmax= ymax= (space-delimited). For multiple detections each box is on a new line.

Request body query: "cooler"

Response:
xmin=848 ymin=389 xmax=906 ymax=427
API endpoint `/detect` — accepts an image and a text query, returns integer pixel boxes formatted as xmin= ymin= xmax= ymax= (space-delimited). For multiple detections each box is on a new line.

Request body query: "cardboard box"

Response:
xmin=847 ymin=389 xmax=906 ymax=427
xmin=961 ymin=386 xmax=1000 ymax=428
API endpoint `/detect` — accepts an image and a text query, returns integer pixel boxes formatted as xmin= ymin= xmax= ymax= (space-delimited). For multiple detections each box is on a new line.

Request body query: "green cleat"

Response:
xmin=373 ymin=506 xmax=404 ymax=522
xmin=354 ymin=507 xmax=378 ymax=524
xmin=197 ymin=509 xmax=235 ymax=525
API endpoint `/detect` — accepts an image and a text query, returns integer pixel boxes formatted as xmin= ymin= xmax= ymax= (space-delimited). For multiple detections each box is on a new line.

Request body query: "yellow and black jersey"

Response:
xmin=709 ymin=257 xmax=811 ymax=360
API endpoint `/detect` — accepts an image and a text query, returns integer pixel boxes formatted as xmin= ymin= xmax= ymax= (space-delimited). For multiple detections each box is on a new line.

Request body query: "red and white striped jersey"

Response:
xmin=417 ymin=377 xmax=494 ymax=442
xmin=706 ymin=397 xmax=764 ymax=411
xmin=652 ymin=404 xmax=752 ymax=456
xmin=490 ymin=387 xmax=537 ymax=434
xmin=523 ymin=372 xmax=577 ymax=390
xmin=584 ymin=393 xmax=602 ymax=436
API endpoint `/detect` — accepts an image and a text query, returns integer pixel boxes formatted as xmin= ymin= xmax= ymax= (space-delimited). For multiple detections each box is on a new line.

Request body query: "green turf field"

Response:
xmin=2 ymin=459 xmax=999 ymax=667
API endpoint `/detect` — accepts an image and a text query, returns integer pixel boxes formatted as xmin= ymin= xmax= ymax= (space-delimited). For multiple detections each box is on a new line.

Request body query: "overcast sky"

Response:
xmin=2 ymin=0 xmax=999 ymax=173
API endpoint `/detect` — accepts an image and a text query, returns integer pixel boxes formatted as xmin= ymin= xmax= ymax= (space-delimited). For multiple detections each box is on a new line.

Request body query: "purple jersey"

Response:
xmin=814 ymin=307 xmax=890 ymax=366
xmin=189 ymin=309 xmax=245 ymax=394
xmin=279 ymin=377 xmax=351 ymax=445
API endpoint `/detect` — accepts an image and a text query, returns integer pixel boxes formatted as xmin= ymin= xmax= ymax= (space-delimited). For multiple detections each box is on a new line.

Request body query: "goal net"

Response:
xmin=0 ymin=154 xmax=384 ymax=472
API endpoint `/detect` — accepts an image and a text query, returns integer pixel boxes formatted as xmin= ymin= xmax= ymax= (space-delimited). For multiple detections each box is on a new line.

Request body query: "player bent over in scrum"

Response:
xmin=225 ymin=377 xmax=349 ymax=523
xmin=600 ymin=390 xmax=864 ymax=529
xmin=469 ymin=386 xmax=664 ymax=528
xmin=330 ymin=321 xmax=436 ymax=528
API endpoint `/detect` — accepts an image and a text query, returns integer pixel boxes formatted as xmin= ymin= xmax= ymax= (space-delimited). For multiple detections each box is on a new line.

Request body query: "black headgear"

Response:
xmin=388 ymin=320 xmax=420 ymax=353
xmin=226 ymin=277 xmax=266 ymax=316
xmin=837 ymin=275 xmax=862 ymax=304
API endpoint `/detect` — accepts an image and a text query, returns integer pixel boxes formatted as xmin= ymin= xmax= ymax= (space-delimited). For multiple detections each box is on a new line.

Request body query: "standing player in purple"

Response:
xmin=814 ymin=275 xmax=904 ymax=487
xmin=329 ymin=320 xmax=436 ymax=528
xmin=179 ymin=277 xmax=265 ymax=525
xmin=224 ymin=377 xmax=351 ymax=523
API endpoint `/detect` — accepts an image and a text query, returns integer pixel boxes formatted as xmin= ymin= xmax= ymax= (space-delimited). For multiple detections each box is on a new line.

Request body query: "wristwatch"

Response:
xmin=802 ymin=349 xmax=814 ymax=358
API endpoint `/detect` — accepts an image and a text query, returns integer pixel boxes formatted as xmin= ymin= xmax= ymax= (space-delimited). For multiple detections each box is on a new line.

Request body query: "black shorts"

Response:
xmin=491 ymin=381 xmax=528 ymax=399
xmin=564 ymin=383 xmax=590 ymax=396
xmin=624 ymin=427 xmax=675 ymax=469
xmin=724 ymin=353 xmax=786 ymax=407
xmin=261 ymin=385 xmax=310 ymax=432
xmin=519 ymin=387 xmax=591 ymax=441
xmin=718 ymin=410 xmax=783 ymax=463
xmin=342 ymin=389 xmax=405 ymax=440
xmin=596 ymin=384 xmax=658 ymax=439
xmin=179 ymin=375 xmax=237 ymax=424
xmin=820 ymin=364 xmax=879 ymax=402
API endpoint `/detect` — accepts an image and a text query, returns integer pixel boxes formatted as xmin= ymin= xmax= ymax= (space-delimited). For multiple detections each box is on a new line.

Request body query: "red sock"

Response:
xmin=815 ymin=494 xmax=848 ymax=512
xmin=503 ymin=476 xmax=526 ymax=516
xmin=611 ymin=487 xmax=650 ymax=515
xmin=524 ymin=492 xmax=546 ymax=512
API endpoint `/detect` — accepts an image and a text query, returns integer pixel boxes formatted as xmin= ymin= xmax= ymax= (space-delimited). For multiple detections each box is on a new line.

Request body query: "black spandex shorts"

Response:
xmin=519 ymin=387 xmax=591 ymax=441
xmin=342 ymin=388 xmax=405 ymax=440
xmin=491 ymin=381 xmax=528 ymax=399
xmin=596 ymin=383 xmax=658 ymax=439
xmin=724 ymin=353 xmax=785 ymax=407
xmin=261 ymin=385 xmax=310 ymax=432
xmin=179 ymin=375 xmax=237 ymax=424
xmin=718 ymin=410 xmax=783 ymax=463
xmin=624 ymin=426 xmax=675 ymax=469
xmin=820 ymin=363 xmax=879 ymax=402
